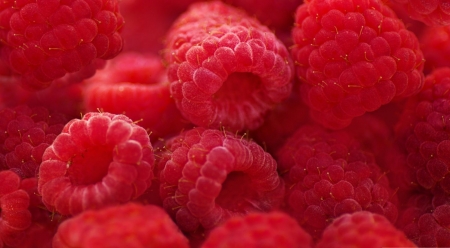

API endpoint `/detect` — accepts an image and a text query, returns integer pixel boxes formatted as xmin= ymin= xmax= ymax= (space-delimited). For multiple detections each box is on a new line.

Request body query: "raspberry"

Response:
xmin=158 ymin=127 xmax=284 ymax=235
xmin=52 ymin=202 xmax=189 ymax=248
xmin=291 ymin=0 xmax=424 ymax=129
xmin=202 ymin=211 xmax=313 ymax=248
xmin=391 ymin=0 xmax=450 ymax=26
xmin=0 ymin=0 xmax=124 ymax=90
xmin=316 ymin=211 xmax=416 ymax=248
xmin=277 ymin=124 xmax=398 ymax=239
xmin=0 ymin=170 xmax=32 ymax=247
xmin=394 ymin=67 xmax=450 ymax=194
xmin=420 ymin=25 xmax=450 ymax=74
xmin=164 ymin=1 xmax=294 ymax=131
xmin=397 ymin=192 xmax=450 ymax=247
xmin=84 ymin=52 xmax=192 ymax=140
xmin=0 ymin=105 xmax=67 ymax=178
xmin=37 ymin=112 xmax=155 ymax=216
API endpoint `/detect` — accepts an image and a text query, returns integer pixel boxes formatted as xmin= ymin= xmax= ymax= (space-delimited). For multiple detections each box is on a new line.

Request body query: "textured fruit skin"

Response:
xmin=277 ymin=124 xmax=398 ymax=240
xmin=391 ymin=0 xmax=450 ymax=26
xmin=0 ymin=0 xmax=124 ymax=90
xmin=397 ymin=192 xmax=450 ymax=247
xmin=37 ymin=112 xmax=155 ymax=216
xmin=164 ymin=1 xmax=294 ymax=131
xmin=52 ymin=202 xmax=189 ymax=248
xmin=83 ymin=52 xmax=192 ymax=140
xmin=395 ymin=67 xmax=450 ymax=194
xmin=201 ymin=211 xmax=313 ymax=248
xmin=0 ymin=105 xmax=66 ymax=178
xmin=291 ymin=0 xmax=424 ymax=129
xmin=316 ymin=211 xmax=416 ymax=248
xmin=0 ymin=170 xmax=32 ymax=247
xmin=158 ymin=127 xmax=285 ymax=235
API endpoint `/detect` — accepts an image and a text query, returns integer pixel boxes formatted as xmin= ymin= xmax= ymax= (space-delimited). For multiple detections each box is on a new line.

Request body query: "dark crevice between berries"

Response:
xmin=67 ymin=145 xmax=113 ymax=185
xmin=213 ymin=72 xmax=263 ymax=102
xmin=215 ymin=171 xmax=258 ymax=212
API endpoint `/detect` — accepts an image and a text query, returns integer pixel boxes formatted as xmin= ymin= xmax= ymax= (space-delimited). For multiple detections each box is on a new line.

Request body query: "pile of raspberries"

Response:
xmin=1 ymin=0 xmax=450 ymax=247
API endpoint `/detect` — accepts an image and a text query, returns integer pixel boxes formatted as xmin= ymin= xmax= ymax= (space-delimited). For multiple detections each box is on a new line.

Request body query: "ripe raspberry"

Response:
xmin=0 ymin=0 xmax=124 ymax=90
xmin=316 ymin=211 xmax=416 ymax=248
xmin=52 ymin=202 xmax=189 ymax=248
xmin=0 ymin=105 xmax=67 ymax=178
xmin=391 ymin=0 xmax=450 ymax=26
xmin=37 ymin=112 xmax=155 ymax=216
xmin=164 ymin=1 xmax=294 ymax=131
xmin=420 ymin=25 xmax=450 ymax=74
xmin=277 ymin=124 xmax=398 ymax=239
xmin=202 ymin=211 xmax=313 ymax=248
xmin=0 ymin=170 xmax=32 ymax=247
xmin=394 ymin=67 xmax=450 ymax=194
xmin=397 ymin=192 xmax=450 ymax=247
xmin=84 ymin=52 xmax=192 ymax=140
xmin=292 ymin=0 xmax=424 ymax=129
xmin=158 ymin=127 xmax=285 ymax=235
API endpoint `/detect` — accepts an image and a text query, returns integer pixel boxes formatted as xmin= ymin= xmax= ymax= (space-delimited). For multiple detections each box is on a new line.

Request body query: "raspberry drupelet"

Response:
xmin=52 ymin=202 xmax=189 ymax=248
xmin=158 ymin=127 xmax=285 ymax=235
xmin=201 ymin=211 xmax=313 ymax=248
xmin=0 ymin=170 xmax=32 ymax=247
xmin=0 ymin=0 xmax=124 ymax=90
xmin=37 ymin=112 xmax=155 ymax=216
xmin=316 ymin=211 xmax=417 ymax=248
xmin=164 ymin=1 xmax=294 ymax=132
xmin=0 ymin=104 xmax=67 ymax=178
xmin=277 ymin=124 xmax=398 ymax=240
xmin=291 ymin=0 xmax=424 ymax=129
xmin=395 ymin=67 xmax=450 ymax=194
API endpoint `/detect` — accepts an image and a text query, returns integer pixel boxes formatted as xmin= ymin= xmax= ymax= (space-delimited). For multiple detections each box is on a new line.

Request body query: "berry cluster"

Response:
xmin=1 ymin=0 xmax=450 ymax=247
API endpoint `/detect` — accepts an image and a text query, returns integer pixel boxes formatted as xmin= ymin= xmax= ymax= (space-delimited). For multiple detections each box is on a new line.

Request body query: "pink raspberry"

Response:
xmin=0 ymin=105 xmax=67 ymax=178
xmin=277 ymin=124 xmax=398 ymax=239
xmin=316 ymin=211 xmax=416 ymax=248
xmin=52 ymin=202 xmax=189 ymax=248
xmin=0 ymin=170 xmax=32 ymax=247
xmin=37 ymin=112 xmax=155 ymax=216
xmin=83 ymin=52 xmax=192 ymax=140
xmin=291 ymin=0 xmax=424 ymax=129
xmin=158 ymin=127 xmax=285 ymax=235
xmin=420 ymin=25 xmax=450 ymax=74
xmin=202 ymin=211 xmax=313 ymax=248
xmin=391 ymin=0 xmax=450 ymax=26
xmin=0 ymin=0 xmax=124 ymax=90
xmin=397 ymin=192 xmax=450 ymax=247
xmin=164 ymin=1 xmax=294 ymax=131
xmin=394 ymin=67 xmax=450 ymax=194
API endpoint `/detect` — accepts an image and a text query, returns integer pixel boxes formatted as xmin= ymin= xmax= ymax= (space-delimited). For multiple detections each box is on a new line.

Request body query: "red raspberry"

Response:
xmin=0 ymin=105 xmax=67 ymax=178
xmin=291 ymin=0 xmax=424 ymax=129
xmin=0 ymin=0 xmax=124 ymax=90
xmin=277 ymin=124 xmax=398 ymax=239
xmin=391 ymin=0 xmax=450 ymax=26
xmin=202 ymin=211 xmax=313 ymax=248
xmin=395 ymin=67 xmax=450 ymax=194
xmin=397 ymin=192 xmax=450 ymax=247
xmin=0 ymin=170 xmax=32 ymax=247
xmin=37 ymin=112 xmax=155 ymax=216
xmin=83 ymin=52 xmax=192 ymax=140
xmin=158 ymin=127 xmax=285 ymax=235
xmin=52 ymin=202 xmax=189 ymax=248
xmin=316 ymin=211 xmax=416 ymax=248
xmin=164 ymin=1 xmax=294 ymax=131
xmin=420 ymin=25 xmax=450 ymax=74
